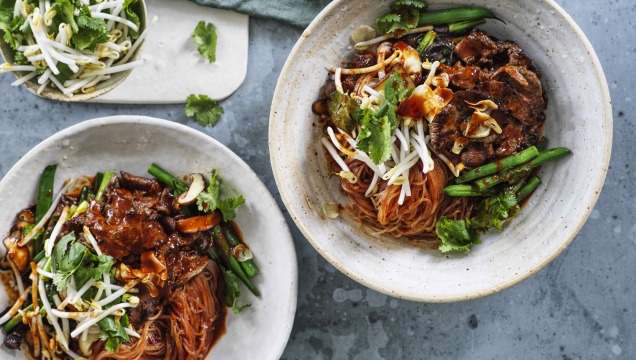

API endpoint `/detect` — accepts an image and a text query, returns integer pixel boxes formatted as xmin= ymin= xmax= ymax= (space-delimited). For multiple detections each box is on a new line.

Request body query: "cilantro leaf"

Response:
xmin=471 ymin=188 xmax=520 ymax=232
xmin=0 ymin=8 xmax=18 ymax=50
xmin=192 ymin=21 xmax=217 ymax=63
xmin=376 ymin=0 xmax=428 ymax=36
xmin=72 ymin=6 xmax=109 ymax=51
xmin=73 ymin=251 xmax=114 ymax=289
xmin=185 ymin=94 xmax=224 ymax=127
xmin=196 ymin=169 xmax=245 ymax=222
xmin=123 ymin=1 xmax=140 ymax=40
xmin=436 ymin=217 xmax=481 ymax=253
xmin=222 ymin=268 xmax=251 ymax=314
xmin=98 ymin=315 xmax=130 ymax=353
xmin=50 ymin=0 xmax=79 ymax=34
xmin=218 ymin=196 xmax=245 ymax=222
xmin=13 ymin=51 xmax=27 ymax=64
xmin=52 ymin=233 xmax=84 ymax=290
xmin=327 ymin=90 xmax=360 ymax=132
xmin=197 ymin=169 xmax=221 ymax=212
xmin=384 ymin=70 xmax=412 ymax=105
xmin=356 ymin=108 xmax=393 ymax=165
xmin=54 ymin=63 xmax=75 ymax=84
xmin=51 ymin=231 xmax=115 ymax=291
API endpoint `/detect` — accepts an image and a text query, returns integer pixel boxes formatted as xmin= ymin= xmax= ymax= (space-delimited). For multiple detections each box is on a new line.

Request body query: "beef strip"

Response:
xmin=454 ymin=30 xmax=500 ymax=67
xmin=120 ymin=171 xmax=162 ymax=196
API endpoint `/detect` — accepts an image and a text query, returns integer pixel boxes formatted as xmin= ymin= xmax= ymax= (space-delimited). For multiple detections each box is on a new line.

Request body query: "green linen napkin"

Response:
xmin=191 ymin=0 xmax=332 ymax=28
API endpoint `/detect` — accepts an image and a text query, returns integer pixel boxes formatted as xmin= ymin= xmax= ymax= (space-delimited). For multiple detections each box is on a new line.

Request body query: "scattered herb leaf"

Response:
xmin=192 ymin=21 xmax=217 ymax=63
xmin=185 ymin=94 xmax=224 ymax=127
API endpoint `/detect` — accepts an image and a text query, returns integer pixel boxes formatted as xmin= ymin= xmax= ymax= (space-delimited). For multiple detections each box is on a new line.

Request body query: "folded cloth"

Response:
xmin=190 ymin=0 xmax=332 ymax=28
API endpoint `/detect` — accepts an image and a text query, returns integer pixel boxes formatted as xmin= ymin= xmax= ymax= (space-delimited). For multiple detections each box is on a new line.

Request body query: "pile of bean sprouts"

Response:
xmin=0 ymin=0 xmax=154 ymax=97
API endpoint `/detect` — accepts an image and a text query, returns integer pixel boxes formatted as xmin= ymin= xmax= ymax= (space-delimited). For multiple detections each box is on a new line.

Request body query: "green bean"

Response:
xmin=147 ymin=163 xmax=187 ymax=195
xmin=207 ymin=247 xmax=221 ymax=262
xmin=457 ymin=146 xmax=539 ymax=184
xmin=213 ymin=226 xmax=260 ymax=296
xmin=2 ymin=304 xmax=32 ymax=333
xmin=224 ymin=226 xmax=259 ymax=278
xmin=442 ymin=184 xmax=490 ymax=197
xmin=474 ymin=164 xmax=532 ymax=192
xmin=473 ymin=147 xmax=571 ymax=191
xmin=448 ymin=19 xmax=486 ymax=33
xmin=2 ymin=304 xmax=44 ymax=333
xmin=418 ymin=6 xmax=501 ymax=26
xmin=528 ymin=147 xmax=572 ymax=167
xmin=517 ymin=176 xmax=542 ymax=201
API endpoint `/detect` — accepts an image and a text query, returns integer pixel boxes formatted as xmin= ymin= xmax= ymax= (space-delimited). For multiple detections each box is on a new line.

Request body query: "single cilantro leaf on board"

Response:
xmin=192 ymin=20 xmax=217 ymax=63
xmin=184 ymin=94 xmax=224 ymax=127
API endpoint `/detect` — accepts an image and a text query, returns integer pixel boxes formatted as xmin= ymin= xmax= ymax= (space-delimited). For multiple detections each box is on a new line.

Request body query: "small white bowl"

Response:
xmin=269 ymin=0 xmax=612 ymax=302
xmin=0 ymin=0 xmax=147 ymax=102
xmin=0 ymin=116 xmax=298 ymax=359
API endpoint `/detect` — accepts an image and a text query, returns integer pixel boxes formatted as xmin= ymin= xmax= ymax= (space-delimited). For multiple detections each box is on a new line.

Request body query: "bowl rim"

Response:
xmin=0 ymin=115 xmax=299 ymax=358
xmin=0 ymin=0 xmax=148 ymax=102
xmin=268 ymin=0 xmax=613 ymax=302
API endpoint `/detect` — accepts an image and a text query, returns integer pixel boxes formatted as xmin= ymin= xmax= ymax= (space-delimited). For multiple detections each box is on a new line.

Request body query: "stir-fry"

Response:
xmin=0 ymin=164 xmax=259 ymax=359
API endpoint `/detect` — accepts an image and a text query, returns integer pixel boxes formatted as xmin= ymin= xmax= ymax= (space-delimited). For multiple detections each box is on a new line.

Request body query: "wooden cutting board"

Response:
xmin=92 ymin=0 xmax=249 ymax=104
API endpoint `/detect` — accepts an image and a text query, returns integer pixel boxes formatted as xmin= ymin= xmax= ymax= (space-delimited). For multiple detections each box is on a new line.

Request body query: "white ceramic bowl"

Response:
xmin=269 ymin=0 xmax=612 ymax=302
xmin=0 ymin=116 xmax=297 ymax=359
xmin=0 ymin=1 xmax=147 ymax=102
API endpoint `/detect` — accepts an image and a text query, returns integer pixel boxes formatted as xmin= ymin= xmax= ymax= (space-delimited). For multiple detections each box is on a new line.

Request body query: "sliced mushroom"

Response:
xmin=175 ymin=212 xmax=222 ymax=234
xmin=177 ymin=173 xmax=205 ymax=205
xmin=4 ymin=234 xmax=29 ymax=272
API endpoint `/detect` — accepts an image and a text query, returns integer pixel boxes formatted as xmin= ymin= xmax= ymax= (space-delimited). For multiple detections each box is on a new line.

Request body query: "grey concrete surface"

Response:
xmin=0 ymin=0 xmax=633 ymax=359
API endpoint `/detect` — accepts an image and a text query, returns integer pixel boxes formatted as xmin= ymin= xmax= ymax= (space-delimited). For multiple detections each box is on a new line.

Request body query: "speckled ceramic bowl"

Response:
xmin=269 ymin=0 xmax=612 ymax=302
xmin=0 ymin=0 xmax=147 ymax=102
xmin=0 ymin=116 xmax=297 ymax=359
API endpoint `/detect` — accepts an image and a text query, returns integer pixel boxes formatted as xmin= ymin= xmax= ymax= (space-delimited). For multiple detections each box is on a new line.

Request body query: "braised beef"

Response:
xmin=120 ymin=172 xmax=162 ymax=196
xmin=454 ymin=30 xmax=499 ymax=66
xmin=431 ymin=30 xmax=546 ymax=168
xmin=461 ymin=143 xmax=495 ymax=168
xmin=430 ymin=90 xmax=493 ymax=157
